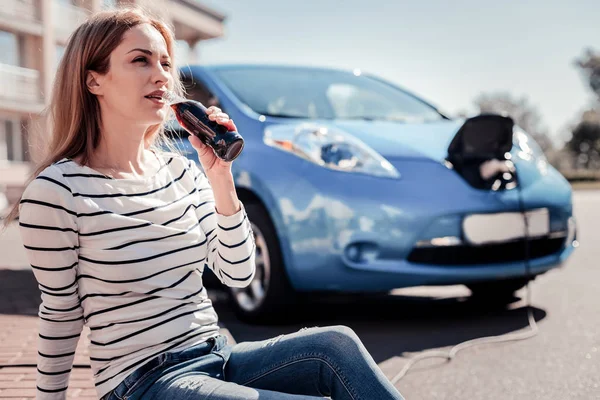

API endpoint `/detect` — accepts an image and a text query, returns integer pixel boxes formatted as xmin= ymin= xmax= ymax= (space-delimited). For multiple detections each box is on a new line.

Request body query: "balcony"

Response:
xmin=165 ymin=0 xmax=226 ymax=43
xmin=0 ymin=0 xmax=42 ymax=35
xmin=53 ymin=1 xmax=89 ymax=43
xmin=4 ymin=0 xmax=37 ymax=20
xmin=0 ymin=63 xmax=44 ymax=114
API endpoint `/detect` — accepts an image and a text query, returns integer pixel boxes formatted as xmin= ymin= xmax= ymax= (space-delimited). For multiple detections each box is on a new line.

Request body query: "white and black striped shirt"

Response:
xmin=18 ymin=152 xmax=256 ymax=399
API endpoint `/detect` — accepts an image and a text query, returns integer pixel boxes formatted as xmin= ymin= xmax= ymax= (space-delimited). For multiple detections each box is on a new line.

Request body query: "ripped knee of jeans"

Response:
xmin=262 ymin=334 xmax=284 ymax=347
xmin=299 ymin=326 xmax=319 ymax=332
xmin=179 ymin=378 xmax=205 ymax=391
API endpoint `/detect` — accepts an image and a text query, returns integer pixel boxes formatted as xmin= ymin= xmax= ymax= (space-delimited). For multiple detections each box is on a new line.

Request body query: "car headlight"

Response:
xmin=513 ymin=126 xmax=548 ymax=174
xmin=264 ymin=123 xmax=401 ymax=179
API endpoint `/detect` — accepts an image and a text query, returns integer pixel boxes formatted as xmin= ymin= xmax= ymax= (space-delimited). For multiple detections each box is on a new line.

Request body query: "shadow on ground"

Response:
xmin=0 ymin=269 xmax=40 ymax=316
xmin=212 ymin=289 xmax=546 ymax=365
xmin=0 ymin=268 xmax=546 ymax=367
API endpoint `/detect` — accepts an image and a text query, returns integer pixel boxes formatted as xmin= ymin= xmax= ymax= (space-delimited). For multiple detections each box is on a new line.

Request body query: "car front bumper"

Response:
xmin=275 ymin=159 xmax=576 ymax=292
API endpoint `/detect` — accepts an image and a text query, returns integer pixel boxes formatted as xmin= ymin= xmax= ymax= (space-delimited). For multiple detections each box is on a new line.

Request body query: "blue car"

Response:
xmin=167 ymin=64 xmax=577 ymax=322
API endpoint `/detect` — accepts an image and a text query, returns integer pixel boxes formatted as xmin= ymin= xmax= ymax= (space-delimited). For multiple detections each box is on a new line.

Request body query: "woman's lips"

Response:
xmin=145 ymin=96 xmax=166 ymax=106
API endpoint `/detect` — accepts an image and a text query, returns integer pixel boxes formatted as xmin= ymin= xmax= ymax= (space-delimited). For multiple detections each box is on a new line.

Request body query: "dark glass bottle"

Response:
xmin=163 ymin=91 xmax=244 ymax=162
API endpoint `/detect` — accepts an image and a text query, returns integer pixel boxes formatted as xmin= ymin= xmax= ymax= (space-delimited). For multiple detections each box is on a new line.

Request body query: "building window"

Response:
xmin=56 ymin=45 xmax=66 ymax=68
xmin=21 ymin=119 xmax=29 ymax=162
xmin=0 ymin=31 xmax=18 ymax=66
xmin=0 ymin=118 xmax=26 ymax=163
xmin=0 ymin=121 xmax=6 ymax=161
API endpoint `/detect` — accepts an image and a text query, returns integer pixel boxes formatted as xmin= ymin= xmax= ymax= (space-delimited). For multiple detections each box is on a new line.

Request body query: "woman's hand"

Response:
xmin=187 ymin=106 xmax=238 ymax=178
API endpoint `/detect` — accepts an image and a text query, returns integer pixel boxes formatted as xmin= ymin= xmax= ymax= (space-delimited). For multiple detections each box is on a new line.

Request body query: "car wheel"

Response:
xmin=466 ymin=278 xmax=531 ymax=303
xmin=228 ymin=201 xmax=296 ymax=323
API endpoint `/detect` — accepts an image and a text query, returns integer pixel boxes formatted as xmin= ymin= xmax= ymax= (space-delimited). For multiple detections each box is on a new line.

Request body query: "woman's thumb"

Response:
xmin=189 ymin=135 xmax=206 ymax=151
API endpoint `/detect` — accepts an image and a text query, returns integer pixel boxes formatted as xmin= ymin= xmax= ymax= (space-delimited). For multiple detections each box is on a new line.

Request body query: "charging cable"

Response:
xmin=390 ymin=170 xmax=538 ymax=385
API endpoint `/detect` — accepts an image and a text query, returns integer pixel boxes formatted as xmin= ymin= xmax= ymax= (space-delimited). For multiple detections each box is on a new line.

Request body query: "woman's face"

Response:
xmin=89 ymin=24 xmax=173 ymax=126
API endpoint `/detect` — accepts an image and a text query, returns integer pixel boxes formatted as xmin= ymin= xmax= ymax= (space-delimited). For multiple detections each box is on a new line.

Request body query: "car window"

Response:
xmin=184 ymin=78 xmax=222 ymax=109
xmin=214 ymin=67 xmax=443 ymax=122
xmin=327 ymin=83 xmax=399 ymax=120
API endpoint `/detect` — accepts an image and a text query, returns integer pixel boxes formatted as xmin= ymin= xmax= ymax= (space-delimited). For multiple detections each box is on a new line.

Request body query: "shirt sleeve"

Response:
xmin=188 ymin=160 xmax=256 ymax=288
xmin=18 ymin=165 xmax=84 ymax=400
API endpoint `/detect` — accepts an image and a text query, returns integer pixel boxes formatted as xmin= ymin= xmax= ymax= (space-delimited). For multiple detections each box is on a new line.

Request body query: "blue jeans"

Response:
xmin=102 ymin=325 xmax=404 ymax=400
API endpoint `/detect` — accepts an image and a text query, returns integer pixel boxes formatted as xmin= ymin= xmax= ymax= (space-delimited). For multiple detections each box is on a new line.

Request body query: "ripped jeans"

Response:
xmin=102 ymin=325 xmax=405 ymax=400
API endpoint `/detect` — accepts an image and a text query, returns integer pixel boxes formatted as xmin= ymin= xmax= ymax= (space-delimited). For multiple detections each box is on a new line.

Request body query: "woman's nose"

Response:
xmin=153 ymin=63 xmax=171 ymax=84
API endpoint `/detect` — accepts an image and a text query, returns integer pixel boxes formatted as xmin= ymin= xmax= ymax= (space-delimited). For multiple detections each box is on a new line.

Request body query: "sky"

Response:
xmin=193 ymin=0 xmax=599 ymax=145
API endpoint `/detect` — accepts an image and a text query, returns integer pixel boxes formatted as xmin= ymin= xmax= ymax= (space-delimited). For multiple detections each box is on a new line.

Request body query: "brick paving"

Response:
xmin=0 ymin=267 xmax=96 ymax=399
xmin=0 ymin=223 xmax=235 ymax=399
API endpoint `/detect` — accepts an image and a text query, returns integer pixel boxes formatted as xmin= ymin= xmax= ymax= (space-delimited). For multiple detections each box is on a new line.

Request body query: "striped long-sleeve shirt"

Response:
xmin=18 ymin=151 xmax=256 ymax=400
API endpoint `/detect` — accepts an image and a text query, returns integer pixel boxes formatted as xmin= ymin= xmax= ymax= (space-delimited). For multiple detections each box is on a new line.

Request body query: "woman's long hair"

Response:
xmin=1 ymin=6 xmax=184 ymax=231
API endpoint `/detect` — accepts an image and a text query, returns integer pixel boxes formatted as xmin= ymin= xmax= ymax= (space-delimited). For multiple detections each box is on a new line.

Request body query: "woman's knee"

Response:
xmin=300 ymin=325 xmax=363 ymax=354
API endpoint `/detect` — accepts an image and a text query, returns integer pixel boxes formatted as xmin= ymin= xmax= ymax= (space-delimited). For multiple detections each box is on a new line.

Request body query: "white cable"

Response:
xmin=390 ymin=282 xmax=538 ymax=385
xmin=391 ymin=146 xmax=544 ymax=385
xmin=392 ymin=173 xmax=537 ymax=385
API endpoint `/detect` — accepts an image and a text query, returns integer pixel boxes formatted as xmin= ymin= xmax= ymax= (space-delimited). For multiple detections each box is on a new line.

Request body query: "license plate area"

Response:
xmin=463 ymin=208 xmax=550 ymax=245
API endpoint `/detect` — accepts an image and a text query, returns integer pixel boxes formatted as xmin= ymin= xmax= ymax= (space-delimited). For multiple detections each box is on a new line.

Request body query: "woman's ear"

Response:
xmin=86 ymin=71 xmax=102 ymax=95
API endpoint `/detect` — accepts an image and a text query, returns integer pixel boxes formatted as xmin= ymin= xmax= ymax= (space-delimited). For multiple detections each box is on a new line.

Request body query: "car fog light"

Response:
xmin=344 ymin=242 xmax=380 ymax=263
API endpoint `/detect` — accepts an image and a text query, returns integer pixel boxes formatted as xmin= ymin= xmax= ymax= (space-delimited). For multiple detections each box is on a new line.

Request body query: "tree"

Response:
xmin=575 ymin=48 xmax=600 ymax=102
xmin=472 ymin=92 xmax=553 ymax=153
xmin=565 ymin=48 xmax=600 ymax=170
xmin=565 ymin=109 xmax=600 ymax=169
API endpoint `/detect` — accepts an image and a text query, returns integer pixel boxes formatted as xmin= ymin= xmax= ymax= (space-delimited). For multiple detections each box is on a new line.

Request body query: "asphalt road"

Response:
xmin=211 ymin=190 xmax=599 ymax=400
xmin=1 ymin=191 xmax=597 ymax=400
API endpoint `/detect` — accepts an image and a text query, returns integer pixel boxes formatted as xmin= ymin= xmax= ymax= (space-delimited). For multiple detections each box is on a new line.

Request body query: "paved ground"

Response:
xmin=0 ymin=227 xmax=235 ymax=399
xmin=0 ymin=191 xmax=598 ymax=399
xmin=0 ymin=266 xmax=96 ymax=399
xmin=214 ymin=192 xmax=599 ymax=400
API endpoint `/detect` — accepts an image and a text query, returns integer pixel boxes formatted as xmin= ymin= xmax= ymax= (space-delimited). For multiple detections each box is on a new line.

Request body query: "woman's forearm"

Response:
xmin=206 ymin=171 xmax=241 ymax=216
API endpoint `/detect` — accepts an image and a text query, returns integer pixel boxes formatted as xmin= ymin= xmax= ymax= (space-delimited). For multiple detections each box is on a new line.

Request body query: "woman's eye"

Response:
xmin=133 ymin=57 xmax=170 ymax=69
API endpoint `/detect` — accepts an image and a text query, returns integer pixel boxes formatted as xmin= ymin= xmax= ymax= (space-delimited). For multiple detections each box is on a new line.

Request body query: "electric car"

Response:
xmin=168 ymin=64 xmax=577 ymax=322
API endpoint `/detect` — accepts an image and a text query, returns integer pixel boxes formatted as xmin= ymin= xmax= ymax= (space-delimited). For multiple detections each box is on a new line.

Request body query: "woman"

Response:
xmin=4 ymin=7 xmax=404 ymax=400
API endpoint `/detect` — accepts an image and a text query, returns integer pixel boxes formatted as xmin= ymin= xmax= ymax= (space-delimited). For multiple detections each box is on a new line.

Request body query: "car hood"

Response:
xmin=326 ymin=119 xmax=465 ymax=161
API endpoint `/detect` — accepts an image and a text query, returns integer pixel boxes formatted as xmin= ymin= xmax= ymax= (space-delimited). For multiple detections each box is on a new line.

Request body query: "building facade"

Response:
xmin=0 ymin=0 xmax=225 ymax=200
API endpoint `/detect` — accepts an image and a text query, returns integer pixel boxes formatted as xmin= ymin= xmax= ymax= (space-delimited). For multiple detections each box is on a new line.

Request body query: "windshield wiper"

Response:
xmin=258 ymin=112 xmax=307 ymax=119
xmin=336 ymin=116 xmax=409 ymax=123
xmin=336 ymin=116 xmax=377 ymax=121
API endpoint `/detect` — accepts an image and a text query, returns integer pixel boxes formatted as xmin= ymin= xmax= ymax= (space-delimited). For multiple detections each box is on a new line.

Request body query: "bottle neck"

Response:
xmin=162 ymin=90 xmax=187 ymax=105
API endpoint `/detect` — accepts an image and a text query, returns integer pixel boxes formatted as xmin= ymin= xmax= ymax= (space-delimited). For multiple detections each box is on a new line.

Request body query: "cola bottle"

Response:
xmin=162 ymin=91 xmax=244 ymax=162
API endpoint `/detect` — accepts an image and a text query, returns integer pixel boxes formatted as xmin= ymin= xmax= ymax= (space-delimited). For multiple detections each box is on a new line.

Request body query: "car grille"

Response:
xmin=407 ymin=236 xmax=566 ymax=266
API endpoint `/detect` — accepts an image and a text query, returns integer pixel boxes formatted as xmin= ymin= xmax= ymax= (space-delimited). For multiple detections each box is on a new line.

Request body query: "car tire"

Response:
xmin=228 ymin=200 xmax=296 ymax=323
xmin=466 ymin=278 xmax=531 ymax=303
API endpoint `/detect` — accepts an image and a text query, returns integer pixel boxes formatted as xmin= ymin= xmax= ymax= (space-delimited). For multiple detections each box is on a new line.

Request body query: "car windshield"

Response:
xmin=213 ymin=67 xmax=444 ymax=122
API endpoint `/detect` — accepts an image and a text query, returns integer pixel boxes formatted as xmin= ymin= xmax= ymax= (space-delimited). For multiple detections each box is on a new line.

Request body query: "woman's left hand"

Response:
xmin=188 ymin=106 xmax=238 ymax=177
